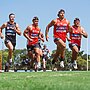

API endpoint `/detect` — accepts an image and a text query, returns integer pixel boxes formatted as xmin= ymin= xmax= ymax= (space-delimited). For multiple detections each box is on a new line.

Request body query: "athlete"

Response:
xmin=45 ymin=9 xmax=71 ymax=68
xmin=68 ymin=18 xmax=88 ymax=69
xmin=42 ymin=44 xmax=49 ymax=71
xmin=0 ymin=13 xmax=21 ymax=69
xmin=23 ymin=16 xmax=44 ymax=71
xmin=38 ymin=32 xmax=44 ymax=57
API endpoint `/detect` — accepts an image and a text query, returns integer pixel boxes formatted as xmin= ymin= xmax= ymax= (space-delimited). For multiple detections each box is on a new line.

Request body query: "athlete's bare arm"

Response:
xmin=81 ymin=27 xmax=88 ymax=38
xmin=66 ymin=35 xmax=71 ymax=41
xmin=23 ymin=26 xmax=33 ymax=41
xmin=67 ymin=21 xmax=72 ymax=33
xmin=39 ymin=31 xmax=44 ymax=42
xmin=15 ymin=23 xmax=21 ymax=35
xmin=0 ymin=22 xmax=7 ymax=39
xmin=45 ymin=20 xmax=55 ymax=41
xmin=66 ymin=21 xmax=74 ymax=42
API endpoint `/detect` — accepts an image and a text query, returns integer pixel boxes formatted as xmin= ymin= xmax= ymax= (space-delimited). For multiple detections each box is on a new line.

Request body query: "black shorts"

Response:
xmin=27 ymin=43 xmax=40 ymax=52
xmin=5 ymin=35 xmax=16 ymax=48
xmin=54 ymin=38 xmax=65 ymax=44
xmin=54 ymin=38 xmax=60 ymax=42
xmin=69 ymin=43 xmax=80 ymax=51
xmin=5 ymin=39 xmax=16 ymax=49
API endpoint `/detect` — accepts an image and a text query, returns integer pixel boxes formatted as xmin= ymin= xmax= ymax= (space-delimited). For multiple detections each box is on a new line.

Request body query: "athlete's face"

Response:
xmin=59 ymin=11 xmax=65 ymax=19
xmin=44 ymin=45 xmax=46 ymax=49
xmin=74 ymin=20 xmax=80 ymax=27
xmin=33 ymin=20 xmax=39 ymax=26
xmin=9 ymin=15 xmax=15 ymax=22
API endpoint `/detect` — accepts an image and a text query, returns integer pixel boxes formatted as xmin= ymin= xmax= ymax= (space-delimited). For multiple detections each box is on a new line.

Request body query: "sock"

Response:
xmin=38 ymin=62 xmax=41 ymax=68
xmin=43 ymin=59 xmax=46 ymax=68
xmin=9 ymin=58 xmax=12 ymax=63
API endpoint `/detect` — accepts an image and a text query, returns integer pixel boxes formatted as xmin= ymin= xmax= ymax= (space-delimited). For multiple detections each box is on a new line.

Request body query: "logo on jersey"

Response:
xmin=56 ymin=26 xmax=67 ymax=32
xmin=71 ymin=34 xmax=81 ymax=39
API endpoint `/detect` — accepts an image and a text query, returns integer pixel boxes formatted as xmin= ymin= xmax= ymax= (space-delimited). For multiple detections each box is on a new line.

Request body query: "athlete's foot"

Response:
xmin=34 ymin=62 xmax=38 ymax=72
xmin=34 ymin=68 xmax=37 ymax=72
xmin=72 ymin=61 xmax=78 ymax=70
xmin=43 ymin=68 xmax=46 ymax=72
xmin=37 ymin=62 xmax=41 ymax=70
xmin=60 ymin=61 xmax=64 ymax=68
xmin=73 ymin=63 xmax=77 ymax=69
xmin=69 ymin=61 xmax=78 ymax=70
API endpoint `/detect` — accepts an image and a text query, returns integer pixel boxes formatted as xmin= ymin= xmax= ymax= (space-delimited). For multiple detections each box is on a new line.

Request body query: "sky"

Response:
xmin=0 ymin=0 xmax=90 ymax=54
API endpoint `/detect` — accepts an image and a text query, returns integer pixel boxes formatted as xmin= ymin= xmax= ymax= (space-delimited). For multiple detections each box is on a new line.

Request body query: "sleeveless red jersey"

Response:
xmin=27 ymin=25 xmax=40 ymax=46
xmin=53 ymin=18 xmax=69 ymax=42
xmin=70 ymin=25 xmax=82 ymax=46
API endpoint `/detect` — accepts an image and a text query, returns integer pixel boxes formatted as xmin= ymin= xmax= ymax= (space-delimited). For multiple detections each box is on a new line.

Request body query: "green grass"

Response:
xmin=0 ymin=71 xmax=90 ymax=90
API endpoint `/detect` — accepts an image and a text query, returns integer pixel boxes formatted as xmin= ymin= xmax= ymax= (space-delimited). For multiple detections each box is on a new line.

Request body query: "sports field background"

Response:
xmin=0 ymin=71 xmax=90 ymax=90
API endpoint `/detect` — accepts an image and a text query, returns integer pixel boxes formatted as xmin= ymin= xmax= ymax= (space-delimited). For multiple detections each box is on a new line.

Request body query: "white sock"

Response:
xmin=43 ymin=59 xmax=46 ymax=68
xmin=9 ymin=58 xmax=12 ymax=63
xmin=38 ymin=62 xmax=41 ymax=67
xmin=43 ymin=64 xmax=45 ymax=68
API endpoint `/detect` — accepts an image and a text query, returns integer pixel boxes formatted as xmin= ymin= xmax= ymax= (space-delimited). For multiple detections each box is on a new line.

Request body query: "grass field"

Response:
xmin=0 ymin=71 xmax=90 ymax=90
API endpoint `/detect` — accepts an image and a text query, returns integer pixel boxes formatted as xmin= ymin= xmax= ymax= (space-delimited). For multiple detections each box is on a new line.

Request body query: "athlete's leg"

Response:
xmin=53 ymin=46 xmax=60 ymax=62
xmin=72 ymin=45 xmax=79 ymax=61
xmin=53 ymin=38 xmax=66 ymax=61
xmin=28 ymin=51 xmax=35 ymax=68
xmin=54 ymin=39 xmax=66 ymax=68
xmin=27 ymin=45 xmax=35 ymax=69
xmin=42 ymin=57 xmax=46 ymax=71
xmin=70 ymin=44 xmax=79 ymax=69
xmin=34 ymin=47 xmax=41 ymax=68
xmin=5 ymin=41 xmax=14 ymax=63
xmin=58 ymin=39 xmax=66 ymax=59
xmin=39 ymin=48 xmax=43 ymax=57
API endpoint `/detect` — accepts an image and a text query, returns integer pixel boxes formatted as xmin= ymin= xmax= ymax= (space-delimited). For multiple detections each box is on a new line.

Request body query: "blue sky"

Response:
xmin=0 ymin=0 xmax=90 ymax=54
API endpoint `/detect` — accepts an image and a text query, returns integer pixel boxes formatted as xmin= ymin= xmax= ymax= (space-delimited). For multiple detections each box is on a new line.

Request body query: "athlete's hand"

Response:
xmin=79 ymin=30 xmax=83 ymax=35
xmin=66 ymin=36 xmax=71 ymax=42
xmin=46 ymin=35 xmax=49 ymax=41
xmin=29 ymin=38 xmax=33 ymax=42
xmin=41 ymin=38 xmax=44 ymax=42
xmin=67 ymin=37 xmax=71 ymax=41
xmin=13 ymin=27 xmax=17 ymax=31
xmin=0 ymin=34 xmax=4 ymax=39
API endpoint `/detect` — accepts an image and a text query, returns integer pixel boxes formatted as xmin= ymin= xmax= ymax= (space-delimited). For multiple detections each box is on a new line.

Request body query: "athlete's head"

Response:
xmin=44 ymin=44 xmax=47 ymax=48
xmin=9 ymin=13 xmax=15 ymax=22
xmin=32 ymin=16 xmax=39 ymax=26
xmin=57 ymin=9 xmax=65 ymax=19
xmin=74 ymin=18 xmax=80 ymax=26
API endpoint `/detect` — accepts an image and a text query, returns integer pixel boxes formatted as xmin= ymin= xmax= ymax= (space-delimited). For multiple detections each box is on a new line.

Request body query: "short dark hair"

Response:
xmin=57 ymin=9 xmax=65 ymax=17
xmin=9 ymin=13 xmax=15 ymax=18
xmin=32 ymin=16 xmax=39 ymax=21
xmin=74 ymin=18 xmax=80 ymax=23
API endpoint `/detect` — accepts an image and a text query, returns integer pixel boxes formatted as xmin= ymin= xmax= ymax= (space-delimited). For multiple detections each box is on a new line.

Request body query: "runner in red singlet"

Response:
xmin=68 ymin=18 xmax=88 ymax=69
xmin=45 ymin=9 xmax=71 ymax=69
xmin=23 ymin=16 xmax=44 ymax=71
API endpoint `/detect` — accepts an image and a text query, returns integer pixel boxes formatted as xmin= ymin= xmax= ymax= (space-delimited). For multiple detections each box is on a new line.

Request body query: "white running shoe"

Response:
xmin=37 ymin=62 xmax=41 ymax=69
xmin=60 ymin=61 xmax=64 ymax=68
xmin=72 ymin=61 xmax=77 ymax=69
